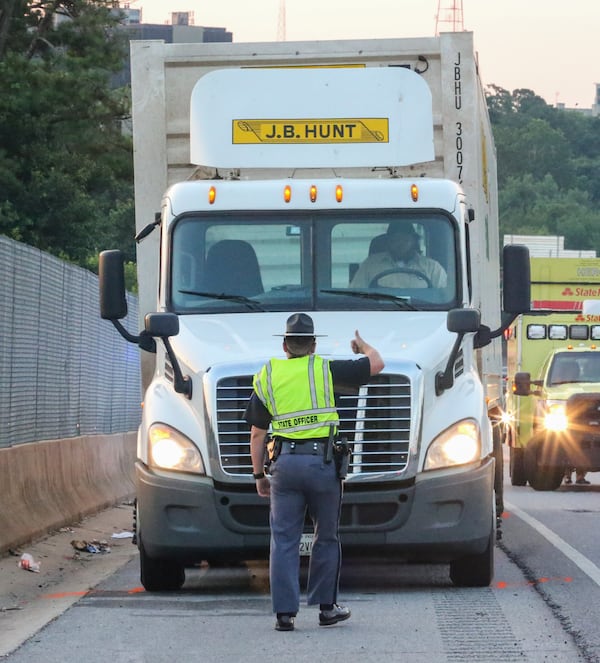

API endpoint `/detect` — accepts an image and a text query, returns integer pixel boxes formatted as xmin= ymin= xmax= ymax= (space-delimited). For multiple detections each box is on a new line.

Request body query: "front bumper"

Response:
xmin=532 ymin=431 xmax=600 ymax=470
xmin=136 ymin=458 xmax=494 ymax=563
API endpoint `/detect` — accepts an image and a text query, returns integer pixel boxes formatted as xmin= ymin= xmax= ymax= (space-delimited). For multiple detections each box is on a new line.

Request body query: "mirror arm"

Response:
xmin=435 ymin=332 xmax=465 ymax=396
xmin=109 ymin=320 xmax=156 ymax=353
xmin=474 ymin=312 xmax=521 ymax=349
xmin=162 ymin=337 xmax=192 ymax=399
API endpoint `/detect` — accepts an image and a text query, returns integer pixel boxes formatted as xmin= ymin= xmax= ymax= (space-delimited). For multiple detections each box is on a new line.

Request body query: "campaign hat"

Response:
xmin=276 ymin=313 xmax=326 ymax=337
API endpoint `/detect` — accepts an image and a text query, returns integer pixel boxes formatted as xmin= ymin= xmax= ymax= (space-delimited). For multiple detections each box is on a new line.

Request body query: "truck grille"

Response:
xmin=567 ymin=393 xmax=600 ymax=433
xmin=215 ymin=374 xmax=411 ymax=477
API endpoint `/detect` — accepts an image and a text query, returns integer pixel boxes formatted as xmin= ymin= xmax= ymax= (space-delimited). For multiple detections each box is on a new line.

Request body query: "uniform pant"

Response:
xmin=268 ymin=452 xmax=343 ymax=614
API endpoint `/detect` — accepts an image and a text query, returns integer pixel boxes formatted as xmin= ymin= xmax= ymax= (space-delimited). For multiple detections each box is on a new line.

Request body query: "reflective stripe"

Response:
xmin=253 ymin=354 xmax=338 ymax=439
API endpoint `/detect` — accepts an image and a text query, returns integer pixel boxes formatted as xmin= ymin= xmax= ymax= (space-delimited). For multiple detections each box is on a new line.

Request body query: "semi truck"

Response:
xmin=506 ymin=257 xmax=600 ymax=490
xmin=99 ymin=31 xmax=530 ymax=590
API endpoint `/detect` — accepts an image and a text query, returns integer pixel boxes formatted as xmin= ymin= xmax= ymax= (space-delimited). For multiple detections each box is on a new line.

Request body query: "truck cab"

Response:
xmin=99 ymin=38 xmax=531 ymax=591
xmin=513 ymin=346 xmax=600 ymax=490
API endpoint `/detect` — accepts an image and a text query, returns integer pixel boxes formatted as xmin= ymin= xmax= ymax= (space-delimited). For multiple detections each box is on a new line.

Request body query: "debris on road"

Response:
xmin=18 ymin=553 xmax=41 ymax=573
xmin=70 ymin=540 xmax=111 ymax=554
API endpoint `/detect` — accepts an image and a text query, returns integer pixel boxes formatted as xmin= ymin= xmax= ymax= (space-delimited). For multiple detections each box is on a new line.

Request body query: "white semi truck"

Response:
xmin=99 ymin=31 xmax=530 ymax=590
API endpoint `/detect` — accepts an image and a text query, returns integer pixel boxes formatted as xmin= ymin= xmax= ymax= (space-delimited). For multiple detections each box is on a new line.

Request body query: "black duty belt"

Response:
xmin=279 ymin=439 xmax=326 ymax=455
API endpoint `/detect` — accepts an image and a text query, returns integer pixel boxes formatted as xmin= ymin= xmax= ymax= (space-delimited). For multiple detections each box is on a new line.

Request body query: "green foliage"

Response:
xmin=0 ymin=1 xmax=135 ymax=270
xmin=487 ymin=85 xmax=600 ymax=253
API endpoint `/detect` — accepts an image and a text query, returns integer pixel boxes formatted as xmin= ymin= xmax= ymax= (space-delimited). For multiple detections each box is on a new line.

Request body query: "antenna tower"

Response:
xmin=277 ymin=0 xmax=286 ymax=41
xmin=435 ymin=0 xmax=464 ymax=35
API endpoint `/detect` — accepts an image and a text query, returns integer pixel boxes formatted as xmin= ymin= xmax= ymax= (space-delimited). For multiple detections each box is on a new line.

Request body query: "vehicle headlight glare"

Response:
xmin=424 ymin=420 xmax=480 ymax=470
xmin=544 ymin=402 xmax=568 ymax=432
xmin=148 ymin=423 xmax=205 ymax=473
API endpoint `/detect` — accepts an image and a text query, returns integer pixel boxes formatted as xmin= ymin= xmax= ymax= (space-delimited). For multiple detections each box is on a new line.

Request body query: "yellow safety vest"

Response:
xmin=253 ymin=355 xmax=339 ymax=439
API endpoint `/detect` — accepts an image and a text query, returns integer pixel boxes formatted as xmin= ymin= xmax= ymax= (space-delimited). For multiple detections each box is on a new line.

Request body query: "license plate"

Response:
xmin=299 ymin=532 xmax=314 ymax=556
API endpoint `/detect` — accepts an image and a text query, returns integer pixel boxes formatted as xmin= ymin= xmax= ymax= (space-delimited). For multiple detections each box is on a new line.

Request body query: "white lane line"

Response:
xmin=505 ymin=500 xmax=600 ymax=586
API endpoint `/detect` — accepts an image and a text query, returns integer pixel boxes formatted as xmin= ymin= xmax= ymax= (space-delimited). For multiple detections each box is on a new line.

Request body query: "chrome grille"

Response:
xmin=215 ymin=374 xmax=411 ymax=477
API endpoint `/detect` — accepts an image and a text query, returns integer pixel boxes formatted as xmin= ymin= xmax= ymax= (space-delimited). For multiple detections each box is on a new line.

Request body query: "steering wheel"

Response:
xmin=369 ymin=267 xmax=432 ymax=288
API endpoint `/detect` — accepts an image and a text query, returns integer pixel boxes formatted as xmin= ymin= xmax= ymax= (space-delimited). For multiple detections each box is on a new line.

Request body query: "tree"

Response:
xmin=0 ymin=1 xmax=135 ymax=266
xmin=487 ymin=85 xmax=600 ymax=255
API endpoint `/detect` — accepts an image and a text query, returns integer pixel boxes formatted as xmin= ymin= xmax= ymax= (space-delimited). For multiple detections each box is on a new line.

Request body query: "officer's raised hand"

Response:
xmin=351 ymin=330 xmax=385 ymax=375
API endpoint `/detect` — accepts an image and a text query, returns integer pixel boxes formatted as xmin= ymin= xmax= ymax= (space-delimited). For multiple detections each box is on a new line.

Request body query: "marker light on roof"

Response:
xmin=335 ymin=185 xmax=343 ymax=203
xmin=208 ymin=186 xmax=216 ymax=204
xmin=310 ymin=185 xmax=317 ymax=203
xmin=411 ymin=184 xmax=419 ymax=202
xmin=284 ymin=185 xmax=292 ymax=203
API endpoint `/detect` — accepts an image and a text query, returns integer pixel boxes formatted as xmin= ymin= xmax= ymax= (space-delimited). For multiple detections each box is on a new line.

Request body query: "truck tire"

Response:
xmin=493 ymin=425 xmax=504 ymax=516
xmin=525 ymin=443 xmax=564 ymax=491
xmin=449 ymin=526 xmax=494 ymax=587
xmin=509 ymin=446 xmax=527 ymax=486
xmin=139 ymin=536 xmax=185 ymax=592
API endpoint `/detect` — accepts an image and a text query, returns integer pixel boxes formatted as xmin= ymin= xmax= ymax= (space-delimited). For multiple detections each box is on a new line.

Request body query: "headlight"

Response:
xmin=543 ymin=401 xmax=568 ymax=432
xmin=424 ymin=419 xmax=480 ymax=471
xmin=148 ymin=423 xmax=205 ymax=473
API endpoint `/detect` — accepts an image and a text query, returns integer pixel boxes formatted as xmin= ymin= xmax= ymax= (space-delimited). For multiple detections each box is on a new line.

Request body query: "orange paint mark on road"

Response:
xmin=495 ymin=576 xmax=574 ymax=589
xmin=128 ymin=587 xmax=145 ymax=593
xmin=42 ymin=591 xmax=88 ymax=599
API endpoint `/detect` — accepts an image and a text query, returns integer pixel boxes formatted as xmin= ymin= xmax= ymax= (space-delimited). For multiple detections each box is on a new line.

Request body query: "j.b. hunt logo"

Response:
xmin=233 ymin=118 xmax=389 ymax=144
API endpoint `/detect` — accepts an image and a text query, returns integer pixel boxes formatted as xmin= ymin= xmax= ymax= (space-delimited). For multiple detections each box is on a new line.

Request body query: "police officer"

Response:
xmin=245 ymin=313 xmax=384 ymax=631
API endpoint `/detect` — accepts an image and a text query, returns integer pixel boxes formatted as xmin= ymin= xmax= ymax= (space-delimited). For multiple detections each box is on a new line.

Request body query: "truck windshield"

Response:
xmin=548 ymin=352 xmax=600 ymax=386
xmin=169 ymin=210 xmax=459 ymax=313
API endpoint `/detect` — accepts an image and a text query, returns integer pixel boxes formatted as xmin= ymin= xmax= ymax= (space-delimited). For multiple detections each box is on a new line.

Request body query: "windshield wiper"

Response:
xmin=320 ymin=289 xmax=417 ymax=310
xmin=178 ymin=289 xmax=265 ymax=311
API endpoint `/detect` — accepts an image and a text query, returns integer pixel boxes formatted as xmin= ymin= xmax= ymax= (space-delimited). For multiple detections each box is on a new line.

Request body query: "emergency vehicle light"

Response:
xmin=310 ymin=185 xmax=317 ymax=203
xmin=411 ymin=184 xmax=419 ymax=202
xmin=208 ymin=186 xmax=216 ymax=204
xmin=336 ymin=185 xmax=343 ymax=203
xmin=284 ymin=185 xmax=292 ymax=203
xmin=548 ymin=325 xmax=567 ymax=340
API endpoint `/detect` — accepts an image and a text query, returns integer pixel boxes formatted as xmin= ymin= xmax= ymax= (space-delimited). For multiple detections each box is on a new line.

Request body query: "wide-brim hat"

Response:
xmin=387 ymin=222 xmax=419 ymax=239
xmin=275 ymin=313 xmax=326 ymax=337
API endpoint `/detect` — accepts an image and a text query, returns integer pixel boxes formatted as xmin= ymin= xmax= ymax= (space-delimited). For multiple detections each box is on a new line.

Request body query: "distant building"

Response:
xmin=113 ymin=6 xmax=232 ymax=87
xmin=555 ymin=83 xmax=599 ymax=117
xmin=504 ymin=234 xmax=596 ymax=258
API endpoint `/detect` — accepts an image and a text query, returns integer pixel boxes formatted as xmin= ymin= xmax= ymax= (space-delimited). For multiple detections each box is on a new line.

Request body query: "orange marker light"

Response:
xmin=335 ymin=184 xmax=343 ymax=203
xmin=410 ymin=184 xmax=419 ymax=202
xmin=284 ymin=185 xmax=292 ymax=203
xmin=208 ymin=186 xmax=216 ymax=204
xmin=310 ymin=185 xmax=318 ymax=203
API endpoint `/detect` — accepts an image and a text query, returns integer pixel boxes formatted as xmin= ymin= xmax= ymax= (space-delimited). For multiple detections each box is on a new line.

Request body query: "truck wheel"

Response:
xmin=527 ymin=465 xmax=564 ymax=491
xmin=449 ymin=526 xmax=494 ymax=587
xmin=139 ymin=536 xmax=185 ymax=592
xmin=509 ymin=446 xmax=527 ymax=486
xmin=525 ymin=444 xmax=564 ymax=491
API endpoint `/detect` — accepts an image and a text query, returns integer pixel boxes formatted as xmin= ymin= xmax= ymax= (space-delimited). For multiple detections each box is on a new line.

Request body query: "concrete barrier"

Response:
xmin=0 ymin=432 xmax=137 ymax=554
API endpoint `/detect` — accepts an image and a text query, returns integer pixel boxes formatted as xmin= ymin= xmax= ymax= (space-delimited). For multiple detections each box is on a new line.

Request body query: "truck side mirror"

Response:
xmin=98 ymin=249 xmax=155 ymax=352
xmin=503 ymin=245 xmax=531 ymax=314
xmin=99 ymin=250 xmax=128 ymax=320
xmin=513 ymin=372 xmax=532 ymax=396
xmin=145 ymin=312 xmax=179 ymax=338
xmin=436 ymin=308 xmax=481 ymax=395
xmin=144 ymin=313 xmax=191 ymax=398
xmin=447 ymin=308 xmax=480 ymax=334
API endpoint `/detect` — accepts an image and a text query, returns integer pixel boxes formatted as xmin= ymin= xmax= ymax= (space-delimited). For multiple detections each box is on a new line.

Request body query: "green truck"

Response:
xmin=506 ymin=257 xmax=600 ymax=490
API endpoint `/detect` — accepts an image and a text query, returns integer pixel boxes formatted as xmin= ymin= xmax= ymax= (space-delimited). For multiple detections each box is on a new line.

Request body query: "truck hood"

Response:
xmin=544 ymin=382 xmax=600 ymax=400
xmin=171 ymin=310 xmax=457 ymax=374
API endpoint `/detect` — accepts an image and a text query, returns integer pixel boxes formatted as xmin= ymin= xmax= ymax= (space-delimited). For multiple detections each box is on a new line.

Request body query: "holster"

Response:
xmin=333 ymin=437 xmax=352 ymax=480
xmin=266 ymin=437 xmax=282 ymax=465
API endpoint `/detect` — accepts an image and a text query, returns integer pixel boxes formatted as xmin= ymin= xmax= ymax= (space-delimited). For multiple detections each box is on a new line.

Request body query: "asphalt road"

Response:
xmin=1 ymin=466 xmax=599 ymax=662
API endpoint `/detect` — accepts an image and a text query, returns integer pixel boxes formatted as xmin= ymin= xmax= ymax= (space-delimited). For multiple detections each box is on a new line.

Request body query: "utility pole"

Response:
xmin=435 ymin=0 xmax=464 ymax=35
xmin=277 ymin=0 xmax=286 ymax=41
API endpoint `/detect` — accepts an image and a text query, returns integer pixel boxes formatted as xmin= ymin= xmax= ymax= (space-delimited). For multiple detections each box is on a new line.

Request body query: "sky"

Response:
xmin=135 ymin=0 xmax=599 ymax=109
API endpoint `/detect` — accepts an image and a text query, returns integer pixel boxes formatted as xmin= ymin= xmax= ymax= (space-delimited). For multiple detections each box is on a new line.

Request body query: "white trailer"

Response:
xmin=100 ymin=31 xmax=530 ymax=590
